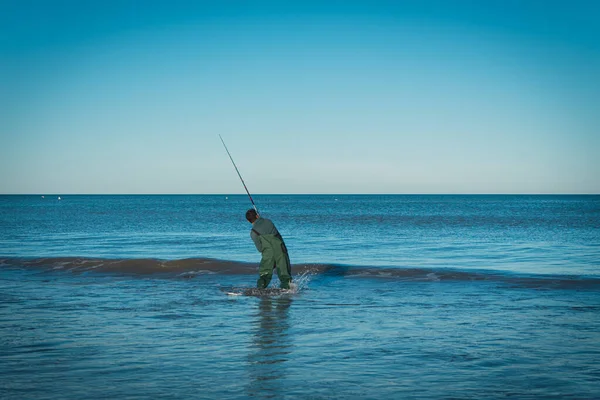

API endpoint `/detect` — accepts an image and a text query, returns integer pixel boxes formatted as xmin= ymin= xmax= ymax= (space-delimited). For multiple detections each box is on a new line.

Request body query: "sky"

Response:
xmin=1 ymin=0 xmax=599 ymax=194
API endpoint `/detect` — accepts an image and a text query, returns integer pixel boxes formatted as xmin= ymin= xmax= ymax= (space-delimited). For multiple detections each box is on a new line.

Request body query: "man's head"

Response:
xmin=245 ymin=209 xmax=259 ymax=223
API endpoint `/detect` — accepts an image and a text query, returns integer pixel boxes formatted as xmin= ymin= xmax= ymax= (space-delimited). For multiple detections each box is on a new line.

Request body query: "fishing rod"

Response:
xmin=219 ymin=135 xmax=259 ymax=215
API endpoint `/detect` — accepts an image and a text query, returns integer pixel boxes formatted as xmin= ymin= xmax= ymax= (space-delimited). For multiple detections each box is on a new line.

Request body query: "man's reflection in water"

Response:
xmin=246 ymin=296 xmax=293 ymax=398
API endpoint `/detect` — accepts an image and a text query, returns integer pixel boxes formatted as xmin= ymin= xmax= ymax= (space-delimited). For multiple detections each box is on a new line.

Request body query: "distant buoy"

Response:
xmin=41 ymin=196 xmax=45 ymax=199
xmin=58 ymin=196 xmax=61 ymax=200
xmin=225 ymin=196 xmax=228 ymax=200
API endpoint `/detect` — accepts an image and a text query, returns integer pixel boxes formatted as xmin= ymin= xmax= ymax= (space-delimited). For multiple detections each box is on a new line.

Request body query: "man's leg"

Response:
xmin=257 ymin=274 xmax=271 ymax=289
xmin=274 ymin=251 xmax=292 ymax=289
xmin=257 ymin=254 xmax=274 ymax=289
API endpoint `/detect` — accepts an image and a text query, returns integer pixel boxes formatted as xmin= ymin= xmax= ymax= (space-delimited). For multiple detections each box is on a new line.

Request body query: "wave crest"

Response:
xmin=1 ymin=257 xmax=599 ymax=290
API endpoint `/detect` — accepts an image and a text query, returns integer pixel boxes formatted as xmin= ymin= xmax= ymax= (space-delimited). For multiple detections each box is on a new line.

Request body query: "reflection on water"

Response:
xmin=246 ymin=296 xmax=293 ymax=398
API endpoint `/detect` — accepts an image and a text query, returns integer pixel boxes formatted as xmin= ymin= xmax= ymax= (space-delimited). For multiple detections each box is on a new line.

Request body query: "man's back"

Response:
xmin=250 ymin=217 xmax=280 ymax=253
xmin=252 ymin=217 xmax=279 ymax=236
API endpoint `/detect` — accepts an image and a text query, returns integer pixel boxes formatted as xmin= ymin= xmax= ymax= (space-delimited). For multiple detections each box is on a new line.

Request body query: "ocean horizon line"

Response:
xmin=2 ymin=193 xmax=599 ymax=196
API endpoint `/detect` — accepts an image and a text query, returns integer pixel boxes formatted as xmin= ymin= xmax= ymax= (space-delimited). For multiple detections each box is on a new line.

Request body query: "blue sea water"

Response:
xmin=1 ymin=195 xmax=600 ymax=399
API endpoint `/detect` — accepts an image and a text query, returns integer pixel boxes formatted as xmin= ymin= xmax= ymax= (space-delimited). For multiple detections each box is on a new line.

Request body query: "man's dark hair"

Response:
xmin=245 ymin=209 xmax=258 ymax=222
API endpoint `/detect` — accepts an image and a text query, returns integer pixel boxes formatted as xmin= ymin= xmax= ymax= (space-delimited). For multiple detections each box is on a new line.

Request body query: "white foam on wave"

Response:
xmin=426 ymin=272 xmax=441 ymax=281
xmin=51 ymin=261 xmax=75 ymax=271
xmin=178 ymin=270 xmax=216 ymax=278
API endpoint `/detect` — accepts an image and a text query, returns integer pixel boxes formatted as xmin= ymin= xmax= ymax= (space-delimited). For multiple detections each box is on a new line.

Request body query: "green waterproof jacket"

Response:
xmin=250 ymin=217 xmax=283 ymax=252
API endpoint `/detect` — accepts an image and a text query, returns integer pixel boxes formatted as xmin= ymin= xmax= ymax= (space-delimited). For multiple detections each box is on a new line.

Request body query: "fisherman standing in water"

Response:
xmin=246 ymin=209 xmax=292 ymax=289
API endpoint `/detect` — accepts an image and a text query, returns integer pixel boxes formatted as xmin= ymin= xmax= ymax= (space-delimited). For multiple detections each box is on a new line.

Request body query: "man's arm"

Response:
xmin=250 ymin=231 xmax=263 ymax=253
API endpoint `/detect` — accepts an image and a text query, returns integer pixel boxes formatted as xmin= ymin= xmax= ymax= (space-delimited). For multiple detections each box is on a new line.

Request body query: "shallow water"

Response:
xmin=1 ymin=267 xmax=600 ymax=399
xmin=1 ymin=195 xmax=599 ymax=398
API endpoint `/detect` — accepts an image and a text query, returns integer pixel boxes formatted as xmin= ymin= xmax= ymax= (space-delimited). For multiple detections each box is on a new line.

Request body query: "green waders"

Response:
xmin=253 ymin=232 xmax=292 ymax=289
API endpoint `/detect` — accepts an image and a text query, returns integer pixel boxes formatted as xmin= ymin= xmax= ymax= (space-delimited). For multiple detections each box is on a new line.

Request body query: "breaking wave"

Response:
xmin=1 ymin=257 xmax=599 ymax=290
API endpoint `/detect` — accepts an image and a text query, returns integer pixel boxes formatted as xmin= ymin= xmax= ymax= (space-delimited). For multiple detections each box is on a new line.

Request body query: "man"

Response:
xmin=246 ymin=209 xmax=292 ymax=289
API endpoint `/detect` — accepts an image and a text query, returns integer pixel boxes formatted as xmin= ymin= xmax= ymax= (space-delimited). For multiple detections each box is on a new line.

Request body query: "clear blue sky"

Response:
xmin=1 ymin=0 xmax=598 ymax=194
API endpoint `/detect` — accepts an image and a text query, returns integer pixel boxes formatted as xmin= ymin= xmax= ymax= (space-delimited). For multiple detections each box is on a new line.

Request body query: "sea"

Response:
xmin=1 ymin=194 xmax=599 ymax=399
